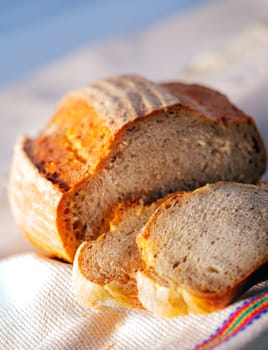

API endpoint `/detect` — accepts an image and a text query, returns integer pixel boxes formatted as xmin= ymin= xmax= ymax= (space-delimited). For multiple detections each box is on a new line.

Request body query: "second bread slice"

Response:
xmin=72 ymin=199 xmax=164 ymax=308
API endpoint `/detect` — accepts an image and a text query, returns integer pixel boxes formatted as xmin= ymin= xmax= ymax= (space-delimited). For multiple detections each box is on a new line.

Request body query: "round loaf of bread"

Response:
xmin=9 ymin=75 xmax=267 ymax=262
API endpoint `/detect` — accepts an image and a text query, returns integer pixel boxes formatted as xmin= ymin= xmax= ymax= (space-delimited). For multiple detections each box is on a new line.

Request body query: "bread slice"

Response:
xmin=72 ymin=199 xmax=163 ymax=309
xmin=136 ymin=182 xmax=268 ymax=317
xmin=9 ymin=75 xmax=267 ymax=262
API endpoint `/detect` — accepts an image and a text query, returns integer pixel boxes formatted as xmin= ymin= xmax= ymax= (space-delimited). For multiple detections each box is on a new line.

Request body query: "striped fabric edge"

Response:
xmin=194 ymin=290 xmax=268 ymax=350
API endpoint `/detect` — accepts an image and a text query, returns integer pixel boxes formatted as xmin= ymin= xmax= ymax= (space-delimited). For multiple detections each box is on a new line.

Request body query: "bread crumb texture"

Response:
xmin=137 ymin=182 xmax=268 ymax=316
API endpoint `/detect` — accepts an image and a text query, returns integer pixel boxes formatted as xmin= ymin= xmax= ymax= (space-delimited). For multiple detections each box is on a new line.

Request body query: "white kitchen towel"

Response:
xmin=0 ymin=253 xmax=267 ymax=350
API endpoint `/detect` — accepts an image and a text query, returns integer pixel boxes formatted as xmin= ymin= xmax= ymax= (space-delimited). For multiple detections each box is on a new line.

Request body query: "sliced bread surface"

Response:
xmin=72 ymin=199 xmax=163 ymax=309
xmin=9 ymin=75 xmax=267 ymax=262
xmin=136 ymin=182 xmax=268 ymax=317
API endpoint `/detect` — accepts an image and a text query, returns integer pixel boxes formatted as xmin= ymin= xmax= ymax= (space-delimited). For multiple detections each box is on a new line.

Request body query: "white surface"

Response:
xmin=0 ymin=254 xmax=267 ymax=350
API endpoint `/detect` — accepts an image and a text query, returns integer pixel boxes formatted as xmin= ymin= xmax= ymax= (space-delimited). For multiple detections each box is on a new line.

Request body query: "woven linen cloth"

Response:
xmin=0 ymin=253 xmax=267 ymax=350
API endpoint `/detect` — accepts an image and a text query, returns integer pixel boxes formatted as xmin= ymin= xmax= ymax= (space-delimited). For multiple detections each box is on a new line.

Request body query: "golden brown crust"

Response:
xmin=162 ymin=82 xmax=251 ymax=122
xmin=27 ymin=75 xmax=179 ymax=189
xmin=26 ymin=97 xmax=113 ymax=189
xmin=73 ymin=75 xmax=179 ymax=130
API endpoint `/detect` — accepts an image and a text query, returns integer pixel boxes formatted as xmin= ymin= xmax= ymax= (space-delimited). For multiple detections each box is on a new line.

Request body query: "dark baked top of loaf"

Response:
xmin=24 ymin=75 xmax=178 ymax=190
xmin=162 ymin=82 xmax=250 ymax=122
xmin=24 ymin=75 xmax=263 ymax=191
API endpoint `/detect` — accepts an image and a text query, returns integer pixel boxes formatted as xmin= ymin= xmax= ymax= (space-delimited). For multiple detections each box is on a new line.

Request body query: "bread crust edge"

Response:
xmin=73 ymin=241 xmax=144 ymax=309
xmin=136 ymin=270 xmax=245 ymax=317
xmin=8 ymin=136 xmax=74 ymax=262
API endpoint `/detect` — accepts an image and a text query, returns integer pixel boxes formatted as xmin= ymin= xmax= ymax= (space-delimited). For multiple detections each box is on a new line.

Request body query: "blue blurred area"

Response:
xmin=1 ymin=0 xmax=205 ymax=86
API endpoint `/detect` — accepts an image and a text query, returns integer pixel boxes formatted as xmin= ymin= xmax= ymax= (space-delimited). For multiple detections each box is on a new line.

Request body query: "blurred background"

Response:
xmin=1 ymin=0 xmax=206 ymax=86
xmin=0 ymin=0 xmax=268 ymax=257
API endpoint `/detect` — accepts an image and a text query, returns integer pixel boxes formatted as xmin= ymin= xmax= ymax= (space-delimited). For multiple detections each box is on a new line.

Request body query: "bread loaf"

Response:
xmin=136 ymin=182 xmax=268 ymax=317
xmin=9 ymin=75 xmax=267 ymax=262
xmin=72 ymin=200 xmax=163 ymax=309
